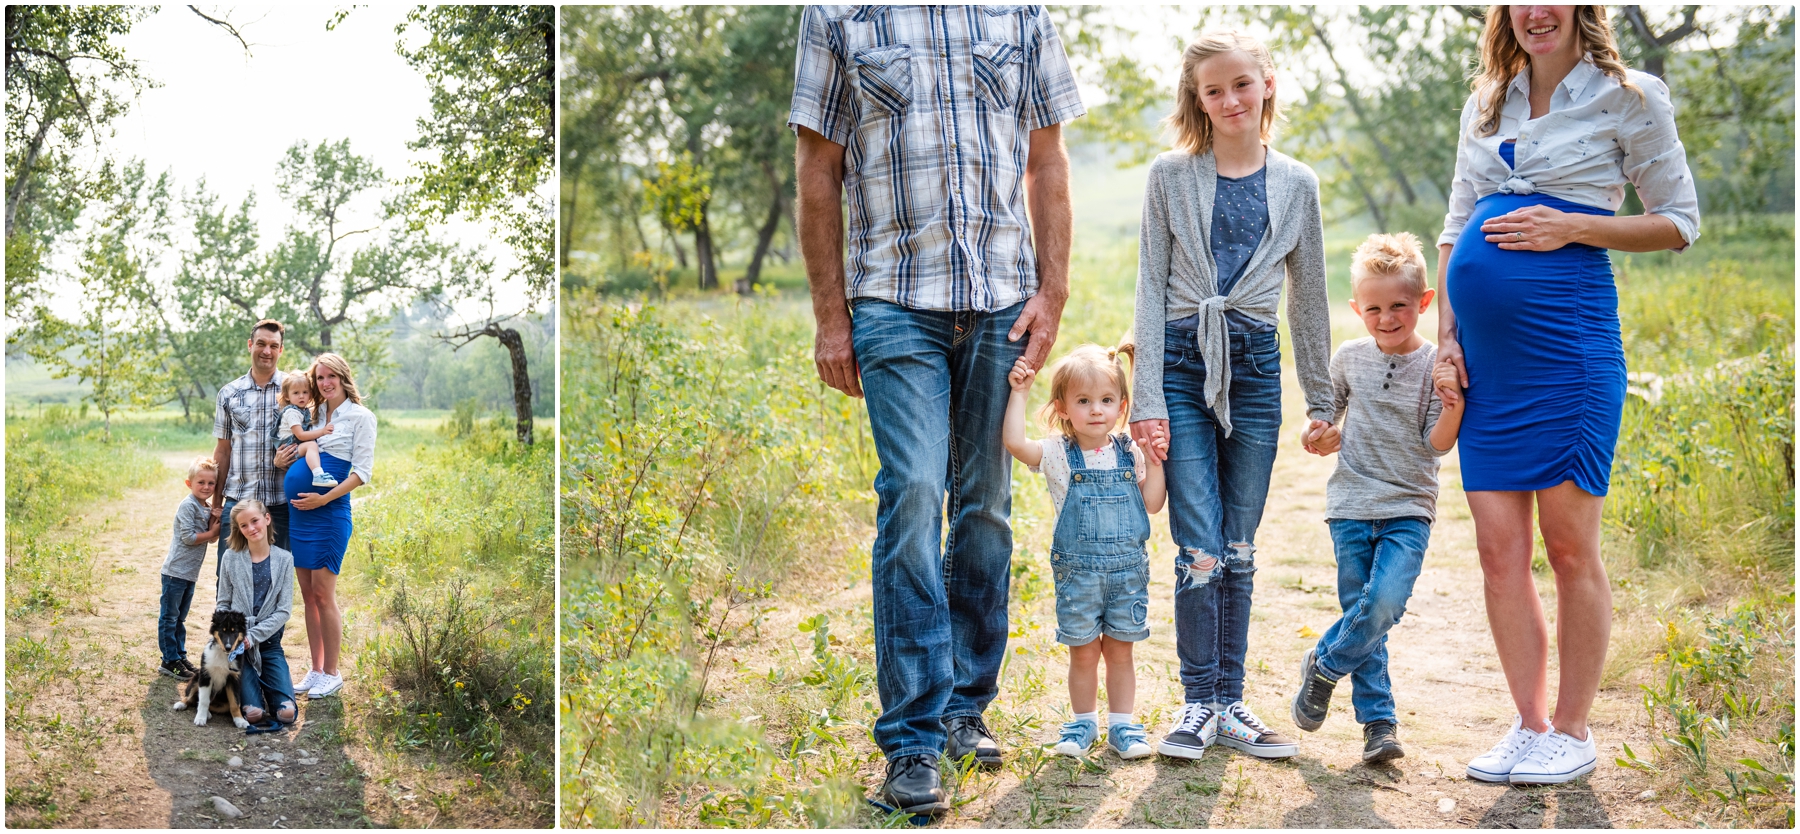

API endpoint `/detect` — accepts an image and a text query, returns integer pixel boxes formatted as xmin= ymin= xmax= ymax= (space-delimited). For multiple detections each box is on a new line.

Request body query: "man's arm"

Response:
xmin=796 ymin=125 xmax=860 ymax=399
xmin=210 ymin=437 xmax=232 ymax=510
xmin=1010 ymin=123 xmax=1072 ymax=370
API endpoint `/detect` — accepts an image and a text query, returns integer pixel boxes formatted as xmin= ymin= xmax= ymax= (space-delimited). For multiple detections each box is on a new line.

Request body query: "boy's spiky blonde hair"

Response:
xmin=1350 ymin=232 xmax=1429 ymax=297
xmin=187 ymin=456 xmax=218 ymax=480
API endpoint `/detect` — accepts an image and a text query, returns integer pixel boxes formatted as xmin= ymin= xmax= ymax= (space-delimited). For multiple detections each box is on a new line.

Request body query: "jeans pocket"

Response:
xmin=853 ymin=45 xmax=912 ymax=114
xmin=1244 ymin=346 xmax=1282 ymax=378
xmin=1163 ymin=346 xmax=1187 ymax=370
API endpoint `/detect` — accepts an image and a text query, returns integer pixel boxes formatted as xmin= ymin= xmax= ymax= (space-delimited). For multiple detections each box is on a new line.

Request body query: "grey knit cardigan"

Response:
xmin=215 ymin=544 xmax=295 ymax=673
xmin=1130 ymin=148 xmax=1335 ymax=436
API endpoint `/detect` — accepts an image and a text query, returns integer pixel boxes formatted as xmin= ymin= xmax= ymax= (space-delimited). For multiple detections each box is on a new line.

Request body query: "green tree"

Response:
xmin=4 ymin=5 xmax=152 ymax=332
xmin=27 ymin=161 xmax=173 ymax=438
xmin=397 ymin=4 xmax=554 ymax=444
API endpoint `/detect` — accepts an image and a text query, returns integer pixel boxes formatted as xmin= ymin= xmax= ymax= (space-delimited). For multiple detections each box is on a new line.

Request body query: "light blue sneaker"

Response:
xmin=1050 ymin=717 xmax=1099 ymax=757
xmin=1107 ymin=721 xmax=1154 ymax=759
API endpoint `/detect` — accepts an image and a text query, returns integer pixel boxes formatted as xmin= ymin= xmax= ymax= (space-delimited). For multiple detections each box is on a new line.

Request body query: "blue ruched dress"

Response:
xmin=1445 ymin=141 xmax=1626 ymax=496
xmin=284 ymin=452 xmax=353 ymax=573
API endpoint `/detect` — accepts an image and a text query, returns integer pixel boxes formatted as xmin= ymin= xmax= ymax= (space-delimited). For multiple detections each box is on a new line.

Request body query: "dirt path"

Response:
xmin=5 ymin=450 xmax=371 ymax=828
xmin=697 ymin=360 xmax=1684 ymax=829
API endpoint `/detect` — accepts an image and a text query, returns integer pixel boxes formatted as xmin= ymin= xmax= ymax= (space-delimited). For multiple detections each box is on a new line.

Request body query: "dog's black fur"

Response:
xmin=171 ymin=609 xmax=248 ymax=728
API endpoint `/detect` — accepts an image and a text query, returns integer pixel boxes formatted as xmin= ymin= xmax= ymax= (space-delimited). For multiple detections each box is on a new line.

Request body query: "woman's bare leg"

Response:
xmin=1535 ymin=480 xmax=1610 ymax=739
xmin=1468 ymin=489 xmax=1551 ymax=733
xmin=313 ymin=568 xmax=342 ymax=676
xmin=296 ymin=567 xmax=326 ymax=675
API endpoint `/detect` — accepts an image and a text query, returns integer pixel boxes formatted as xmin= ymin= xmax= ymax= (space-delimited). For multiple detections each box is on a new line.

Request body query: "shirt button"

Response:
xmin=1386 ymin=373 xmax=1393 ymax=378
xmin=1383 ymin=383 xmax=1391 ymax=390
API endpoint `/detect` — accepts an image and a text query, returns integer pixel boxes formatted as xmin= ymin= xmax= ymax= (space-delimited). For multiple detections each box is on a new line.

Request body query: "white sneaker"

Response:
xmin=1216 ymin=700 xmax=1299 ymax=758
xmin=1508 ymin=727 xmax=1597 ymax=784
xmin=1466 ymin=715 xmax=1545 ymax=782
xmin=1156 ymin=703 xmax=1218 ymax=760
xmin=295 ymin=670 xmax=323 ymax=693
xmin=308 ymin=673 xmax=344 ymax=699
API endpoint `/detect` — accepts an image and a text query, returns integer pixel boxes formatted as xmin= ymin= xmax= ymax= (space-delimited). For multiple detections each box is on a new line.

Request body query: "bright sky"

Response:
xmin=40 ymin=4 xmax=531 ymax=324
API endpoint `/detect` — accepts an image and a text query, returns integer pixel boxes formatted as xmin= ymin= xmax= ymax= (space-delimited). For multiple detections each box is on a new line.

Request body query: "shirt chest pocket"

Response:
xmin=852 ymin=44 xmax=912 ymax=115
xmin=971 ymin=40 xmax=1023 ymax=111
xmin=1077 ymin=491 xmax=1135 ymax=543
xmin=228 ymin=398 xmax=256 ymax=433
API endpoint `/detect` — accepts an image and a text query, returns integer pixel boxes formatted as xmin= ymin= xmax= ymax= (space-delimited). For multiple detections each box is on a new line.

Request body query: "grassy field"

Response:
xmin=4 ymin=407 xmax=555 ymax=827
xmin=561 ymin=194 xmax=1792 ymax=828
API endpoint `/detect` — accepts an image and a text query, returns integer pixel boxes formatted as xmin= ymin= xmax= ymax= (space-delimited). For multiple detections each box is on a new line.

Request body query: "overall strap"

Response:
xmin=1111 ymin=433 xmax=1135 ymax=470
xmin=1062 ymin=434 xmax=1085 ymax=472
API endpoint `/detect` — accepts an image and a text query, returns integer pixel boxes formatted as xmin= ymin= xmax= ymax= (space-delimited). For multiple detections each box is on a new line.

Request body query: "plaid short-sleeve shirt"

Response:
xmin=213 ymin=370 xmax=288 ymax=505
xmin=789 ymin=5 xmax=1085 ymax=312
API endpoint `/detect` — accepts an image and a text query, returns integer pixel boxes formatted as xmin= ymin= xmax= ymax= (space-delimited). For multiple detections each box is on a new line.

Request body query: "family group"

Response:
xmin=788 ymin=4 xmax=1698 ymax=815
xmin=156 ymin=319 xmax=378 ymax=728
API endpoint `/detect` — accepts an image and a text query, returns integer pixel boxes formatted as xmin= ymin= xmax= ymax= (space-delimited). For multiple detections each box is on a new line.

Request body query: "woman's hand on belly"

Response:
xmin=290 ymin=492 xmax=331 ymax=511
xmin=1481 ymin=205 xmax=1588 ymax=251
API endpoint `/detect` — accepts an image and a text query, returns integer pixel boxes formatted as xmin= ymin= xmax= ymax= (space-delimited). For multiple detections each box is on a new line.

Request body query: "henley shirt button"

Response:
xmin=1383 ymin=383 xmax=1390 ymax=390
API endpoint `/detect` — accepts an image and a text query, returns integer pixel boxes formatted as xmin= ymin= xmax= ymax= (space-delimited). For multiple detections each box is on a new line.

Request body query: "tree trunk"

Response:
xmin=742 ymin=187 xmax=784 ymax=293
xmin=694 ymin=213 xmax=718 ymax=290
xmin=561 ymin=170 xmax=577 ymax=270
xmin=491 ymin=324 xmax=535 ymax=445
xmin=6 ymin=97 xmax=59 ymax=239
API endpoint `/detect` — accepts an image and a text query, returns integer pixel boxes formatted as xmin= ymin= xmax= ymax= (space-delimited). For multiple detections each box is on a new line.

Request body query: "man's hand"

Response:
xmin=1130 ymin=419 xmax=1170 ymax=464
xmin=273 ymin=445 xmax=301 ymax=469
xmin=1008 ymin=290 xmax=1066 ymax=371
xmin=814 ymin=314 xmax=862 ymax=398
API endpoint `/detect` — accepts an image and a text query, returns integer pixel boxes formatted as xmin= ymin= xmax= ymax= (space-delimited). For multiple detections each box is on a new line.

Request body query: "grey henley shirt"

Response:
xmin=1326 ymin=338 xmax=1451 ymax=522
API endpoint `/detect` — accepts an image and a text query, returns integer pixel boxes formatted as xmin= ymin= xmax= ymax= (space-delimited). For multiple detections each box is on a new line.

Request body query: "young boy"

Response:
xmin=1291 ymin=232 xmax=1463 ymax=762
xmin=158 ymin=457 xmax=223 ymax=680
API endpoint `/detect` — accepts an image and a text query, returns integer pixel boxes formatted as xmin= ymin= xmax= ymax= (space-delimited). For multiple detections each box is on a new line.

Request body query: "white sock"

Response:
xmin=1109 ymin=712 xmax=1135 ymax=728
xmin=1073 ymin=711 xmax=1098 ymax=725
xmin=312 ymin=466 xmax=325 ymax=476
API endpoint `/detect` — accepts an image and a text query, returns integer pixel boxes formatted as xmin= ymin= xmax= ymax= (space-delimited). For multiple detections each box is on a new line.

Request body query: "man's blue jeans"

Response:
xmin=851 ymin=298 xmax=1024 ymax=761
xmin=1162 ymin=328 xmax=1283 ymax=705
xmin=239 ymin=627 xmax=297 ymax=725
xmin=157 ymin=574 xmax=197 ymax=663
xmin=1316 ymin=517 xmax=1432 ymax=725
xmin=217 ymin=498 xmax=289 ymax=577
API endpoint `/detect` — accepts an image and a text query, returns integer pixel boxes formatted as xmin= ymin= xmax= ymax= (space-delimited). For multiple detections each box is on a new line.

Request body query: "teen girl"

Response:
xmin=1129 ymin=29 xmax=1335 ymax=760
xmin=216 ymin=498 xmax=298 ymax=727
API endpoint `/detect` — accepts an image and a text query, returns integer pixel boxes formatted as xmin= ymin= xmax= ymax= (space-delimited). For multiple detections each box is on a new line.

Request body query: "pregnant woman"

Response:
xmin=284 ymin=352 xmax=377 ymax=701
xmin=1436 ymin=5 xmax=1699 ymax=786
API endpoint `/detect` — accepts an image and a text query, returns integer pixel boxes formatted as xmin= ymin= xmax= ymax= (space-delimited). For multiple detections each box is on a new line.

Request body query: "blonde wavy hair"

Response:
xmin=1350 ymin=232 xmax=1430 ymax=297
xmin=1038 ymin=344 xmax=1132 ymax=439
xmin=308 ymin=353 xmax=363 ymax=407
xmin=1165 ymin=29 xmax=1281 ymax=156
xmin=228 ymin=499 xmax=270 ymax=552
xmin=1472 ymin=5 xmax=1640 ymax=137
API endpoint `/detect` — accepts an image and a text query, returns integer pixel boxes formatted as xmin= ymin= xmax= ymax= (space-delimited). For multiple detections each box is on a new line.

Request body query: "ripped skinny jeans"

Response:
xmin=1161 ymin=327 xmax=1283 ymax=705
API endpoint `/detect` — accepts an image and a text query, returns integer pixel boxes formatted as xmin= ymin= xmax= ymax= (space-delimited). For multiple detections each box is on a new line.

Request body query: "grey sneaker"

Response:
xmin=1292 ymin=648 xmax=1337 ymax=732
xmin=1156 ymin=703 xmax=1218 ymax=760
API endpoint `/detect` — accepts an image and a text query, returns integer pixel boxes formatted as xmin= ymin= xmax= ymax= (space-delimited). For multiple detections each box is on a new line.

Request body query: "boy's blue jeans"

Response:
xmin=1316 ymin=517 xmax=1432 ymax=725
xmin=1162 ymin=328 xmax=1283 ymax=705
xmin=239 ymin=627 xmax=297 ymax=724
xmin=157 ymin=574 xmax=197 ymax=663
xmin=851 ymin=298 xmax=1024 ymax=762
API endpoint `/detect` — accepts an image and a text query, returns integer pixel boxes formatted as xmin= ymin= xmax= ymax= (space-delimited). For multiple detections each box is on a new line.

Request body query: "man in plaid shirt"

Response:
xmin=790 ymin=4 xmax=1083 ymax=814
xmin=211 ymin=319 xmax=302 ymax=574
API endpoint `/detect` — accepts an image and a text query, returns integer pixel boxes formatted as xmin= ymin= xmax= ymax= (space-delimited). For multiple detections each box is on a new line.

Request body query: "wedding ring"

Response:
xmin=1515 ymin=231 xmax=1525 ymax=240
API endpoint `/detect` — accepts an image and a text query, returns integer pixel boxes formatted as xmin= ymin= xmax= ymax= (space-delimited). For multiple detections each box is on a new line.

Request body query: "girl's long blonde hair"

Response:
xmin=1165 ymin=29 xmax=1281 ymax=156
xmin=228 ymin=499 xmax=270 ymax=553
xmin=1472 ymin=5 xmax=1640 ymax=137
xmin=1038 ymin=344 xmax=1132 ymax=439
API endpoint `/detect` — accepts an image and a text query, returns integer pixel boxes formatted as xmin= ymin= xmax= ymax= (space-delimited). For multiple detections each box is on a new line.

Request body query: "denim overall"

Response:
xmin=1049 ymin=434 xmax=1152 ymax=645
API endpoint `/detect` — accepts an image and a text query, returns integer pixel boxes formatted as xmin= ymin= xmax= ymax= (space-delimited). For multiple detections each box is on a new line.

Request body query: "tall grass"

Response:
xmin=4 ymin=405 xmax=164 ymax=618
xmin=350 ymin=417 xmax=556 ymax=809
xmin=559 ymin=291 xmax=877 ymax=827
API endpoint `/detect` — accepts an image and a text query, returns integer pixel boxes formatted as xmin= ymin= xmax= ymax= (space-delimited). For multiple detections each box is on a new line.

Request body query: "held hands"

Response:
xmin=1008 ymin=357 xmax=1037 ymax=393
xmin=1481 ymin=205 xmax=1582 ymax=252
xmin=1144 ymin=423 xmax=1169 ymax=465
xmin=1300 ymin=419 xmax=1339 ymax=456
xmin=1008 ymin=291 xmax=1066 ymax=371
xmin=1433 ymin=362 xmax=1465 ymax=410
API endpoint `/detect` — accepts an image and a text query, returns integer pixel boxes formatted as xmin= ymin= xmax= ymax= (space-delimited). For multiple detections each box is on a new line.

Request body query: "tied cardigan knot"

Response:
xmin=1195 ymin=295 xmax=1237 ymax=438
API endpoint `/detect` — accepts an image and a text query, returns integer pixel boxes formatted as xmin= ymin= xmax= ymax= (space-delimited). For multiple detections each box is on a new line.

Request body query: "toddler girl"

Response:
xmin=1004 ymin=344 xmax=1167 ymax=759
xmin=276 ymin=372 xmax=338 ymax=487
